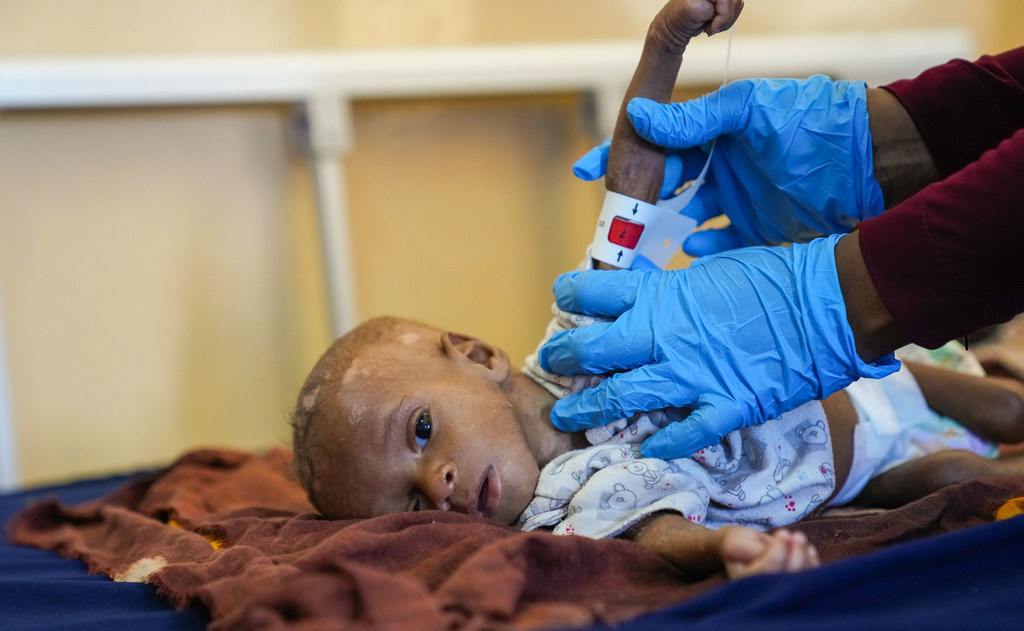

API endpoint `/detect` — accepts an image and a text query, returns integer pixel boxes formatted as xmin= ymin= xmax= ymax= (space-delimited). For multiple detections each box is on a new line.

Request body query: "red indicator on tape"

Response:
xmin=608 ymin=216 xmax=644 ymax=249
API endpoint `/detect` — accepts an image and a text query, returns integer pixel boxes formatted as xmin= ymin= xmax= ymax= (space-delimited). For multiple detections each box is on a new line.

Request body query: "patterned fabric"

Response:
xmin=516 ymin=402 xmax=834 ymax=538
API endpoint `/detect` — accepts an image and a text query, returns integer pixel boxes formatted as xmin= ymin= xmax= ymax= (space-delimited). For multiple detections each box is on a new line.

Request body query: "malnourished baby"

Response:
xmin=290 ymin=0 xmax=1024 ymax=580
xmin=291 ymin=315 xmax=1024 ymax=579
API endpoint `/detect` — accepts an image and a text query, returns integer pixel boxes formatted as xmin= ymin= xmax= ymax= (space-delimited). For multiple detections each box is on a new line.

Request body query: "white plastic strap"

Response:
xmin=590 ymin=190 xmax=699 ymax=269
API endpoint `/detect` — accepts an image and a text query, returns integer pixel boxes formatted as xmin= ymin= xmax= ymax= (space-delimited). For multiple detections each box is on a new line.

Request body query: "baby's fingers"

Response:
xmin=705 ymin=0 xmax=743 ymax=35
xmin=782 ymin=530 xmax=818 ymax=572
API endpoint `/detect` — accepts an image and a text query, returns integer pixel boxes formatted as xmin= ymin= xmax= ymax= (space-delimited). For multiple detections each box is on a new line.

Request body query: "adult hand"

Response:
xmin=539 ymin=235 xmax=898 ymax=458
xmin=574 ymin=76 xmax=885 ymax=256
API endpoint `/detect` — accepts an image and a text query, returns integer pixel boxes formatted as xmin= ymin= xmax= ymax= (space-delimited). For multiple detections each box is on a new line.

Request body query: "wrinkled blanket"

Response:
xmin=7 ymin=447 xmax=1024 ymax=631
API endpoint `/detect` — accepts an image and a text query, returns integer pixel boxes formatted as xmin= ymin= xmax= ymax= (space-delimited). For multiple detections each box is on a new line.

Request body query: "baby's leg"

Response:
xmin=905 ymin=361 xmax=1024 ymax=444
xmin=855 ymin=449 xmax=1024 ymax=508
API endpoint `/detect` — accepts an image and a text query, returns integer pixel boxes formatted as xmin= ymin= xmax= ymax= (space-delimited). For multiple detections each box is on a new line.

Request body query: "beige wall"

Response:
xmin=1 ymin=1 xmax=1020 ymax=486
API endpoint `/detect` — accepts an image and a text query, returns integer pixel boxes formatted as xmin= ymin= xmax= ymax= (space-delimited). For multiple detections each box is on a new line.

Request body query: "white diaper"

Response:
xmin=829 ymin=362 xmax=997 ymax=507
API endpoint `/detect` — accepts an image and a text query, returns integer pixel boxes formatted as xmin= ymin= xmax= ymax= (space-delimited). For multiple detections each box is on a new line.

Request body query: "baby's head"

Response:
xmin=292 ymin=316 xmax=546 ymax=525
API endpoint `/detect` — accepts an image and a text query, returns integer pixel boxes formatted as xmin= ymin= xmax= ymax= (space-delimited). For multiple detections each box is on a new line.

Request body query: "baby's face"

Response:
xmin=312 ymin=323 xmax=541 ymax=525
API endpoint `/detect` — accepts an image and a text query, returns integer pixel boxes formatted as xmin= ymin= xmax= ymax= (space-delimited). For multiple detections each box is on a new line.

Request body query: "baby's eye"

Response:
xmin=413 ymin=411 xmax=432 ymax=449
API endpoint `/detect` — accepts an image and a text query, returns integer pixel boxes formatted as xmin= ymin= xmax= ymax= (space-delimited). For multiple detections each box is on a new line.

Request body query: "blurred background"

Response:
xmin=0 ymin=0 xmax=1020 ymax=487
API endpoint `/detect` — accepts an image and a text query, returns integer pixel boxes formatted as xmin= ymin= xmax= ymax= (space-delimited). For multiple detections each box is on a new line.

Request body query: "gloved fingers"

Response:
xmin=549 ymin=391 xmax=611 ymax=431
xmin=572 ymin=138 xmax=611 ymax=181
xmin=677 ymin=179 xmax=721 ymax=224
xmin=639 ymin=405 xmax=735 ymax=458
xmin=538 ymin=316 xmax=655 ymax=375
xmin=549 ymin=365 xmax=691 ymax=431
xmin=551 ymin=270 xmax=643 ymax=317
xmin=629 ymin=254 xmax=660 ymax=271
xmin=680 ymin=145 xmax=713 ymax=180
xmin=572 ymin=140 xmax=702 ymax=198
xmin=661 ymin=147 xmax=712 ymax=200
xmin=682 ymin=226 xmax=745 ymax=257
xmin=627 ymin=82 xmax=752 ymax=149
xmin=660 ymin=153 xmax=686 ymax=199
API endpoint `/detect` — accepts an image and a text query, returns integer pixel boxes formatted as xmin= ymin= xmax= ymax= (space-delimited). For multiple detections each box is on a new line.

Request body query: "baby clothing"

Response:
xmin=830 ymin=347 xmax=997 ymax=505
xmin=520 ymin=295 xmax=994 ymax=539
xmin=515 ymin=399 xmax=835 ymax=538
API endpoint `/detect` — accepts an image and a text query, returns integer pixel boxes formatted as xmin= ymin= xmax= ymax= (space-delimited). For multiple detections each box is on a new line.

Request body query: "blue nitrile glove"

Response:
xmin=574 ymin=76 xmax=885 ymax=256
xmin=538 ymin=234 xmax=898 ymax=459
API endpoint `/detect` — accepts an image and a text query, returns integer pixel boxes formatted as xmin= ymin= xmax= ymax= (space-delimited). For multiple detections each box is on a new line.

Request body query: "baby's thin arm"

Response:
xmin=624 ymin=513 xmax=723 ymax=575
xmin=599 ymin=1 xmax=736 ymax=271
xmin=605 ymin=0 xmax=724 ymax=204
xmin=624 ymin=513 xmax=819 ymax=578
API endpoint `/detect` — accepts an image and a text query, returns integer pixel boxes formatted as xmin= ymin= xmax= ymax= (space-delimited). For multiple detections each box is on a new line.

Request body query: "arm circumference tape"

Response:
xmin=590 ymin=190 xmax=697 ymax=269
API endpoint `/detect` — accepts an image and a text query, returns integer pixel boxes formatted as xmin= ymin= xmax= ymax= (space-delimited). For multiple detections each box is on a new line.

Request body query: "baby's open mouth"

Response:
xmin=470 ymin=465 xmax=501 ymax=520
xmin=478 ymin=476 xmax=490 ymax=515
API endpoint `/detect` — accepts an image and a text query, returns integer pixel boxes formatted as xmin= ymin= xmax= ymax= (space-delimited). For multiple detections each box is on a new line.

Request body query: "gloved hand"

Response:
xmin=539 ymin=234 xmax=898 ymax=458
xmin=574 ymin=76 xmax=886 ymax=256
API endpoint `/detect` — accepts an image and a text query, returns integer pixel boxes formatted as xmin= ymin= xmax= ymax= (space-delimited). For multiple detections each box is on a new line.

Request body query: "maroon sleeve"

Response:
xmin=857 ymin=47 xmax=1024 ymax=348
xmin=859 ymin=128 xmax=1024 ymax=348
xmin=883 ymin=46 xmax=1024 ymax=178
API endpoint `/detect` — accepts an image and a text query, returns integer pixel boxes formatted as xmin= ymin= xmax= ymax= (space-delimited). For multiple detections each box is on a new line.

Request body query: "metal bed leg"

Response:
xmin=303 ymin=94 xmax=359 ymax=338
xmin=0 ymin=284 xmax=19 ymax=491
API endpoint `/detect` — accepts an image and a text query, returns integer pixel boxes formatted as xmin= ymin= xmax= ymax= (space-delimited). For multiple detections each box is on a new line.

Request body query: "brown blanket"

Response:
xmin=7 ymin=447 xmax=1023 ymax=631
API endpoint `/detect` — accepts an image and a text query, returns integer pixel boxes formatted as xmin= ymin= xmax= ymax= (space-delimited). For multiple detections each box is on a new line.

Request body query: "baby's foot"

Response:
xmin=719 ymin=527 xmax=820 ymax=579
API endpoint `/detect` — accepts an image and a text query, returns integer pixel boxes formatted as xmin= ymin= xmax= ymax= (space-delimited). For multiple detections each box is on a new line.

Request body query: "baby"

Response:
xmin=291 ymin=0 xmax=1024 ymax=579
xmin=291 ymin=314 xmax=1024 ymax=578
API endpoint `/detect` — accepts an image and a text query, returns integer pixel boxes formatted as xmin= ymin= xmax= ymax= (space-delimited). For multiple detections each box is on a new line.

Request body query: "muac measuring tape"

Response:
xmin=590 ymin=30 xmax=733 ymax=270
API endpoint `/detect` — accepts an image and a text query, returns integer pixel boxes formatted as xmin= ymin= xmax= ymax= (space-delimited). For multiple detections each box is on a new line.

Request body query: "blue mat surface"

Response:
xmin=578 ymin=512 xmax=1024 ymax=631
xmin=5 ymin=473 xmax=1024 ymax=631
xmin=1 ymin=474 xmax=209 ymax=630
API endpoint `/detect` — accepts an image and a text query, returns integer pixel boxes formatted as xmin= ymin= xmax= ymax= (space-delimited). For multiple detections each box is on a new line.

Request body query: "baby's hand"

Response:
xmin=704 ymin=0 xmax=744 ymax=36
xmin=719 ymin=527 xmax=820 ymax=579
xmin=651 ymin=0 xmax=743 ymax=50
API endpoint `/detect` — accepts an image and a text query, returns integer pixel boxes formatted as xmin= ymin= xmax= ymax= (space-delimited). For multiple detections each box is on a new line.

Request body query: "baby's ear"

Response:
xmin=442 ymin=332 xmax=511 ymax=383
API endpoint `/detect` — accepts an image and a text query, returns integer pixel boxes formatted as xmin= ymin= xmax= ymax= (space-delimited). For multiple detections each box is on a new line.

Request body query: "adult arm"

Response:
xmin=884 ymin=47 xmax=1024 ymax=179
xmin=856 ymin=47 xmax=1024 ymax=352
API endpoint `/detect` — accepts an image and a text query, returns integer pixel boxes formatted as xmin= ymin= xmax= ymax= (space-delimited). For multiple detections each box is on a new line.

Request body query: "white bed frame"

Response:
xmin=0 ymin=28 xmax=974 ymax=490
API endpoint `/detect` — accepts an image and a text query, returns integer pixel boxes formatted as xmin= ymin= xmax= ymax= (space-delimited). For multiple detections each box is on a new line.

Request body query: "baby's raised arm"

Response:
xmin=606 ymin=0 xmax=740 ymax=204
xmin=598 ymin=0 xmax=817 ymax=580
xmin=598 ymin=0 xmax=741 ymax=270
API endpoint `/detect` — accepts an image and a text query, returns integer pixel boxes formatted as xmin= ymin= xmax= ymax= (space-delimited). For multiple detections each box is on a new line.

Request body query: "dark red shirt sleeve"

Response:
xmin=884 ymin=47 xmax=1024 ymax=178
xmin=858 ymin=47 xmax=1024 ymax=348
xmin=859 ymin=130 xmax=1024 ymax=347
xmin=856 ymin=46 xmax=1024 ymax=348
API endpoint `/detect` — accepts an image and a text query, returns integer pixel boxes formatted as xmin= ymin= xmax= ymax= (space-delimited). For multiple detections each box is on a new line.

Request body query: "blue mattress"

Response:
xmin=593 ymin=511 xmax=1024 ymax=630
xmin=1 ymin=474 xmax=209 ymax=631
xmin=4 ymin=472 xmax=1024 ymax=630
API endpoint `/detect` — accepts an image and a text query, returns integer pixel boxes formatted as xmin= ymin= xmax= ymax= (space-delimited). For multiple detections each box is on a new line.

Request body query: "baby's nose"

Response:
xmin=420 ymin=462 xmax=456 ymax=511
